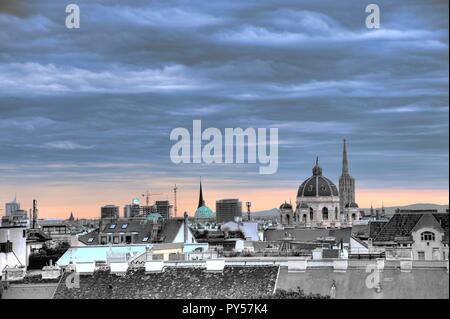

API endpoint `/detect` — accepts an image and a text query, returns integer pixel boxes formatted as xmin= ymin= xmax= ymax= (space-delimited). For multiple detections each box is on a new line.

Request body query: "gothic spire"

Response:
xmin=342 ymin=138 xmax=349 ymax=174
xmin=197 ymin=178 xmax=205 ymax=208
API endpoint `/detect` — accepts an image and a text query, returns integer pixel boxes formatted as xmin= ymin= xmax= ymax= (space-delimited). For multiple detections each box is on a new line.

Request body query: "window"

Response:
xmin=309 ymin=208 xmax=314 ymax=221
xmin=421 ymin=231 xmax=435 ymax=241
xmin=142 ymin=237 xmax=149 ymax=242
xmin=432 ymin=248 xmax=440 ymax=261
xmin=121 ymin=224 xmax=128 ymax=229
xmin=109 ymin=224 xmax=116 ymax=229
xmin=0 ymin=241 xmax=13 ymax=253
xmin=322 ymin=207 xmax=329 ymax=220
xmin=87 ymin=238 xmax=94 ymax=243
xmin=418 ymin=251 xmax=425 ymax=260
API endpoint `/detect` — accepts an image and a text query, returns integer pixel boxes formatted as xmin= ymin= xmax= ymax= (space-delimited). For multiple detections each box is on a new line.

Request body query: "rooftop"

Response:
xmin=372 ymin=211 xmax=449 ymax=244
xmin=53 ymin=266 xmax=279 ymax=299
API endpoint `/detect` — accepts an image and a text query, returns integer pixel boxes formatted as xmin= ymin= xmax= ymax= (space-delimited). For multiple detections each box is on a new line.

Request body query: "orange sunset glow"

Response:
xmin=1 ymin=184 xmax=448 ymax=219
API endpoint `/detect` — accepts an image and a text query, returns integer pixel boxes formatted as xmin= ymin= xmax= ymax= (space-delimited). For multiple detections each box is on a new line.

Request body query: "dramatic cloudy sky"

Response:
xmin=0 ymin=0 xmax=448 ymax=218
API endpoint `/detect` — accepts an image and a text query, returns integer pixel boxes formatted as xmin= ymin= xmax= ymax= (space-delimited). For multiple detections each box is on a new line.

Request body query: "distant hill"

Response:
xmin=360 ymin=203 xmax=448 ymax=215
xmin=252 ymin=203 xmax=449 ymax=218
xmin=251 ymin=208 xmax=278 ymax=217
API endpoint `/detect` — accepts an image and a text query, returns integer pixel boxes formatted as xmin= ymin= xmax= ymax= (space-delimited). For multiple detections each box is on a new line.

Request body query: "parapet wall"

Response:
xmin=276 ymin=267 xmax=449 ymax=299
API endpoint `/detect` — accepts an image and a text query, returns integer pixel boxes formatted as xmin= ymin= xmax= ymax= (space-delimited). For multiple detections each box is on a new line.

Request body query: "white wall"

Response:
xmin=350 ymin=237 xmax=369 ymax=254
xmin=173 ymin=222 xmax=197 ymax=243
xmin=412 ymin=227 xmax=446 ymax=261
xmin=0 ymin=227 xmax=27 ymax=272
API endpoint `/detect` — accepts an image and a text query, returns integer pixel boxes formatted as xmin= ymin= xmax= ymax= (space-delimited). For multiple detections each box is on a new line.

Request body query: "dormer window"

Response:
xmin=421 ymin=231 xmax=435 ymax=241
xmin=109 ymin=224 xmax=116 ymax=229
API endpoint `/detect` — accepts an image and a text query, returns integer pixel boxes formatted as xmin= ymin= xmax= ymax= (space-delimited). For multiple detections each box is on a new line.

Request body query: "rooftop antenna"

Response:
xmin=173 ymin=184 xmax=178 ymax=218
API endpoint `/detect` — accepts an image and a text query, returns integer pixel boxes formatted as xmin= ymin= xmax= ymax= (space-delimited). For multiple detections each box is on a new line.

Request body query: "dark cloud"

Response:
xmin=0 ymin=0 xmax=448 ymax=193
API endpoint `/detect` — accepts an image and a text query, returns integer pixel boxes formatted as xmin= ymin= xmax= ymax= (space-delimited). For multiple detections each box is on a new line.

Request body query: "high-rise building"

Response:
xmin=216 ymin=199 xmax=242 ymax=223
xmin=101 ymin=205 xmax=119 ymax=220
xmin=339 ymin=139 xmax=356 ymax=212
xmin=5 ymin=196 xmax=20 ymax=217
xmin=155 ymin=200 xmax=172 ymax=219
xmin=123 ymin=205 xmax=138 ymax=218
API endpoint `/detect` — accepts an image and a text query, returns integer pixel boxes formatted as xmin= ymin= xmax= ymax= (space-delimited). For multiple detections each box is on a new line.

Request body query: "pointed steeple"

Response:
xmin=342 ymin=138 xmax=349 ymax=174
xmin=197 ymin=178 xmax=205 ymax=209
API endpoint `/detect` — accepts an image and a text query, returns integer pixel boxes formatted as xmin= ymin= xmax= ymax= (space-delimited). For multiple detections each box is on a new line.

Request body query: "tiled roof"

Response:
xmin=53 ymin=266 xmax=279 ymax=299
xmin=433 ymin=214 xmax=449 ymax=243
xmin=368 ymin=221 xmax=388 ymax=239
xmin=158 ymin=219 xmax=183 ymax=243
xmin=373 ymin=212 xmax=449 ymax=243
xmin=78 ymin=219 xmax=185 ymax=245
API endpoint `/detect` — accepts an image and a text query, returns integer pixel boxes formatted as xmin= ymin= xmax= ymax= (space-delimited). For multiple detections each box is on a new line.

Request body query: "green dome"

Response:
xmin=147 ymin=212 xmax=163 ymax=222
xmin=194 ymin=205 xmax=214 ymax=220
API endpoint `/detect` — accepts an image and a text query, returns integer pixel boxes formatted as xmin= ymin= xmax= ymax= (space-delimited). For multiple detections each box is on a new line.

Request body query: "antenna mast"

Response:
xmin=173 ymin=185 xmax=178 ymax=218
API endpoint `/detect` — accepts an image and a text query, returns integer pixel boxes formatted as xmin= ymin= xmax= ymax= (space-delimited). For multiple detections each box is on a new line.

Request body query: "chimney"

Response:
xmin=32 ymin=200 xmax=38 ymax=229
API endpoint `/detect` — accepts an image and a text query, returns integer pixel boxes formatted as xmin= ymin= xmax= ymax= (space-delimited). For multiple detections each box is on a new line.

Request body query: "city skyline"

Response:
xmin=0 ymin=0 xmax=448 ymax=219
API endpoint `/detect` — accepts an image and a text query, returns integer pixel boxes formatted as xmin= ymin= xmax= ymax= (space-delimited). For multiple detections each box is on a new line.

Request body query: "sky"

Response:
xmin=0 ymin=0 xmax=448 ymax=219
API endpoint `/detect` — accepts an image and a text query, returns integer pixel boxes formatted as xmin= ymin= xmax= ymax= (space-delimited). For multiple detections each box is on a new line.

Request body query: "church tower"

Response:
xmin=339 ymin=139 xmax=355 ymax=212
xmin=198 ymin=179 xmax=205 ymax=209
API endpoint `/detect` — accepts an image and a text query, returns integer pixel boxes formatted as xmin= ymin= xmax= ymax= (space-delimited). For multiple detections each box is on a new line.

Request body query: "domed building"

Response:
xmin=279 ymin=202 xmax=295 ymax=225
xmin=295 ymin=157 xmax=341 ymax=228
xmin=344 ymin=202 xmax=360 ymax=226
xmin=194 ymin=180 xmax=215 ymax=223
xmin=194 ymin=205 xmax=214 ymax=220
xmin=146 ymin=212 xmax=163 ymax=223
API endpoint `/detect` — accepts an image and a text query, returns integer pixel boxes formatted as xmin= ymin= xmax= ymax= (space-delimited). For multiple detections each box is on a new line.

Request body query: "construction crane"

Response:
xmin=141 ymin=190 xmax=162 ymax=207
xmin=173 ymin=185 xmax=178 ymax=218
